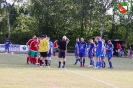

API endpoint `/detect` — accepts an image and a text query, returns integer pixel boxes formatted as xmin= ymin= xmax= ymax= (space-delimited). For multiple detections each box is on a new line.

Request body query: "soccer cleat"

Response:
xmin=109 ymin=67 xmax=113 ymax=69
xmin=95 ymin=67 xmax=99 ymax=69
xmin=62 ymin=65 xmax=65 ymax=68
xmin=82 ymin=65 xmax=85 ymax=67
xmin=88 ymin=65 xmax=93 ymax=67
xmin=74 ymin=63 xmax=77 ymax=65
xmin=102 ymin=66 xmax=105 ymax=68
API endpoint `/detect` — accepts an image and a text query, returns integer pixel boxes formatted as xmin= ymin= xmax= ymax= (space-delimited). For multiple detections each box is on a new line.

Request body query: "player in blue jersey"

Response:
xmin=47 ymin=37 xmax=53 ymax=66
xmin=88 ymin=39 xmax=94 ymax=67
xmin=78 ymin=38 xmax=87 ymax=67
xmin=101 ymin=39 xmax=106 ymax=68
xmin=74 ymin=38 xmax=80 ymax=65
xmin=95 ymin=36 xmax=102 ymax=68
xmin=106 ymin=40 xmax=114 ymax=69
xmin=4 ymin=39 xmax=12 ymax=53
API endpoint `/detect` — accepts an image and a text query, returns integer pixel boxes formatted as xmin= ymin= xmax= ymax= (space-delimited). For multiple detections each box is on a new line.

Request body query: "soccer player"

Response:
xmin=78 ymin=38 xmax=87 ymax=67
xmin=30 ymin=37 xmax=39 ymax=65
xmin=74 ymin=38 xmax=80 ymax=65
xmin=117 ymin=43 xmax=121 ymax=57
xmin=47 ymin=37 xmax=53 ymax=66
xmin=106 ymin=40 xmax=114 ymax=68
xmin=95 ymin=36 xmax=102 ymax=69
xmin=88 ymin=39 xmax=94 ymax=67
xmin=38 ymin=35 xmax=49 ymax=67
xmin=26 ymin=35 xmax=36 ymax=64
xmin=4 ymin=38 xmax=11 ymax=53
xmin=58 ymin=36 xmax=69 ymax=68
xmin=53 ymin=40 xmax=58 ymax=56
xmin=101 ymin=39 xmax=106 ymax=68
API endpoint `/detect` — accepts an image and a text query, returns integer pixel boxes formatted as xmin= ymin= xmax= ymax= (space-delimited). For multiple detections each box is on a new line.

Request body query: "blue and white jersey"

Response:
xmin=74 ymin=41 xmax=80 ymax=54
xmin=88 ymin=43 xmax=94 ymax=53
xmin=106 ymin=43 xmax=114 ymax=54
xmin=5 ymin=40 xmax=11 ymax=48
xmin=78 ymin=41 xmax=87 ymax=53
xmin=49 ymin=41 xmax=53 ymax=54
xmin=102 ymin=42 xmax=106 ymax=56
xmin=96 ymin=40 xmax=102 ymax=53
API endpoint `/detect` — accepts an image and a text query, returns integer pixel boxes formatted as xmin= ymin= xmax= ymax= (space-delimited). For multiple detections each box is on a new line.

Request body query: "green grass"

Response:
xmin=0 ymin=53 xmax=133 ymax=88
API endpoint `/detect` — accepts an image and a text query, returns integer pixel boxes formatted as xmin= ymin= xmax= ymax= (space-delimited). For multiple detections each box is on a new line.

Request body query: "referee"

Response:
xmin=58 ymin=36 xmax=69 ymax=68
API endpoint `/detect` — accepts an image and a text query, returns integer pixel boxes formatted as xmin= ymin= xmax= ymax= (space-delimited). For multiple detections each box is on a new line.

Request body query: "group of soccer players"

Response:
xmin=26 ymin=35 xmax=114 ymax=69
xmin=26 ymin=35 xmax=53 ymax=67
xmin=74 ymin=36 xmax=114 ymax=69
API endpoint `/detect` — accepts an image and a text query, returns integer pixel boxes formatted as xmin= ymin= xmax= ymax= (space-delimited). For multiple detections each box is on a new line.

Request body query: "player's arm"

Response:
xmin=66 ymin=37 xmax=70 ymax=44
xmin=47 ymin=40 xmax=50 ymax=51
xmin=57 ymin=41 xmax=60 ymax=51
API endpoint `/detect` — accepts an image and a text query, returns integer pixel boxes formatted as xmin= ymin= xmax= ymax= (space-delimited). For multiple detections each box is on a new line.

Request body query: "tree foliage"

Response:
xmin=0 ymin=0 xmax=133 ymax=48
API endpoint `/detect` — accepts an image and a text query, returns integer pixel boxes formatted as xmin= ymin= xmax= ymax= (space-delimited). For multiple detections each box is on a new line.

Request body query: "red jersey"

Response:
xmin=54 ymin=41 xmax=57 ymax=47
xmin=30 ymin=41 xmax=38 ymax=51
xmin=117 ymin=43 xmax=121 ymax=49
xmin=27 ymin=39 xmax=34 ymax=49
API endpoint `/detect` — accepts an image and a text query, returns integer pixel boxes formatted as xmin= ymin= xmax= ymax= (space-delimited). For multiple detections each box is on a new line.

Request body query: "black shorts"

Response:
xmin=58 ymin=50 xmax=66 ymax=58
xmin=40 ymin=52 xmax=47 ymax=57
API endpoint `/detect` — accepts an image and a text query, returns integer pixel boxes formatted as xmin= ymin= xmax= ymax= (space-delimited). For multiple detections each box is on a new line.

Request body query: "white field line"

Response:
xmin=13 ymin=54 xmax=119 ymax=88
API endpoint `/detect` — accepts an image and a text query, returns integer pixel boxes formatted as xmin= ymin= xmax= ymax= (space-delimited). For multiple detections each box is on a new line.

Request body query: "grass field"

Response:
xmin=0 ymin=53 xmax=133 ymax=88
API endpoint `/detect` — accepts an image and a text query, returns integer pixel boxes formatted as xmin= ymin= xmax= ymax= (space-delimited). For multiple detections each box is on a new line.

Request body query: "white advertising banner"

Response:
xmin=10 ymin=44 xmax=20 ymax=51
xmin=20 ymin=45 xmax=28 ymax=52
xmin=0 ymin=44 xmax=28 ymax=52
xmin=0 ymin=44 xmax=5 ymax=51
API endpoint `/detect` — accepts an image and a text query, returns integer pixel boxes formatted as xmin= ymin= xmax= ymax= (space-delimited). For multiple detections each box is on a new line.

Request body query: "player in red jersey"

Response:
xmin=26 ymin=35 xmax=36 ymax=64
xmin=117 ymin=43 xmax=121 ymax=57
xmin=30 ymin=37 xmax=39 ymax=65
xmin=53 ymin=40 xmax=58 ymax=56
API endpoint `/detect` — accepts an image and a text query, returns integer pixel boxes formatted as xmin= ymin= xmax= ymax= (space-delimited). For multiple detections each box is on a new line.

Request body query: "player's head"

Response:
xmin=95 ymin=37 xmax=98 ymax=42
xmin=108 ymin=40 xmax=111 ymax=44
xmin=34 ymin=37 xmax=38 ymax=41
xmin=41 ymin=35 xmax=47 ymax=39
xmin=32 ymin=35 xmax=36 ymax=39
xmin=80 ymin=38 xmax=84 ymax=42
xmin=55 ymin=40 xmax=58 ymax=42
xmin=76 ymin=38 xmax=79 ymax=42
xmin=97 ymin=36 xmax=101 ymax=40
xmin=89 ymin=39 xmax=93 ymax=43
xmin=62 ymin=36 xmax=67 ymax=40
xmin=47 ymin=37 xmax=50 ymax=40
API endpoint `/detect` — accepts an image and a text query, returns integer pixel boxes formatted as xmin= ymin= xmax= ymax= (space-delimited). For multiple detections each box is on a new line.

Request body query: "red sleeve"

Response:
xmin=27 ymin=39 xmax=33 ymax=45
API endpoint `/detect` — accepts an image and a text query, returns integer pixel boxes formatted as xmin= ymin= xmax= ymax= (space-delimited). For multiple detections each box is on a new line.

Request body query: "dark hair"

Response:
xmin=41 ymin=35 xmax=47 ymax=38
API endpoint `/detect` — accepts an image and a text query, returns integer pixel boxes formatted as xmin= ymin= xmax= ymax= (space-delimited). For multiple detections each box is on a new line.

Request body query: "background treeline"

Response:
xmin=0 ymin=0 xmax=133 ymax=48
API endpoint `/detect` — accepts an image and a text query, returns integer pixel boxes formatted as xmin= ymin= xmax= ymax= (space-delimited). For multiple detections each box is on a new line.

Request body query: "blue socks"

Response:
xmin=96 ymin=61 xmax=101 ymax=68
xmin=74 ymin=58 xmax=80 ymax=65
xmin=83 ymin=59 xmax=85 ymax=66
xmin=90 ymin=60 xmax=92 ymax=65
xmin=80 ymin=62 xmax=82 ymax=66
xmin=90 ymin=60 xmax=94 ymax=66
xmin=109 ymin=61 xmax=112 ymax=68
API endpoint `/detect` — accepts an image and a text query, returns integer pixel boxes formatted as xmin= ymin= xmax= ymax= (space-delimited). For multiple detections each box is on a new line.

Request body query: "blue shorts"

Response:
xmin=107 ymin=53 xmax=113 ymax=59
xmin=88 ymin=51 xmax=93 ymax=58
xmin=79 ymin=53 xmax=85 ymax=58
xmin=96 ymin=51 xmax=102 ymax=58
xmin=101 ymin=55 xmax=105 ymax=59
